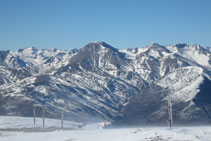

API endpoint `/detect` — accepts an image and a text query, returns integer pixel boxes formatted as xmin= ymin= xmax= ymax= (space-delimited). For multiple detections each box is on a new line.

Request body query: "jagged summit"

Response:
xmin=175 ymin=43 xmax=188 ymax=48
xmin=144 ymin=43 xmax=171 ymax=55
xmin=148 ymin=43 xmax=162 ymax=47
xmin=83 ymin=41 xmax=118 ymax=52
xmin=17 ymin=46 xmax=39 ymax=53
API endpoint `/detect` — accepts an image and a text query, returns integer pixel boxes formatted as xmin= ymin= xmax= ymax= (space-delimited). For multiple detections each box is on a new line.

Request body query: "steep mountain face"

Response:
xmin=0 ymin=42 xmax=211 ymax=124
xmin=116 ymin=66 xmax=211 ymax=125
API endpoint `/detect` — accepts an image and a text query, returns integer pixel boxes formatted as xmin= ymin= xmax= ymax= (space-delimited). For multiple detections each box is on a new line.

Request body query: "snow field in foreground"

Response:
xmin=0 ymin=116 xmax=82 ymax=129
xmin=1 ymin=127 xmax=211 ymax=141
xmin=0 ymin=116 xmax=211 ymax=141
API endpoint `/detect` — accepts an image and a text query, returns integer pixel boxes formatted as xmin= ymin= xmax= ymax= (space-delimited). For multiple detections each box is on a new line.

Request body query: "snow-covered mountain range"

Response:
xmin=0 ymin=42 xmax=211 ymax=124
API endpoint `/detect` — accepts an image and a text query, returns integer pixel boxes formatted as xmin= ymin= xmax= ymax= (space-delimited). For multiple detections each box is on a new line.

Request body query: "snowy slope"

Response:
xmin=167 ymin=44 xmax=211 ymax=69
xmin=0 ymin=47 xmax=78 ymax=74
xmin=157 ymin=66 xmax=204 ymax=102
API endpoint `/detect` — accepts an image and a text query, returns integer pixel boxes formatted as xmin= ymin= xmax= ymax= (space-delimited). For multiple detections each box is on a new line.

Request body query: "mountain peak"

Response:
xmin=48 ymin=48 xmax=57 ymax=52
xmin=175 ymin=43 xmax=188 ymax=48
xmin=149 ymin=43 xmax=162 ymax=47
xmin=17 ymin=46 xmax=38 ymax=53
xmin=84 ymin=41 xmax=118 ymax=52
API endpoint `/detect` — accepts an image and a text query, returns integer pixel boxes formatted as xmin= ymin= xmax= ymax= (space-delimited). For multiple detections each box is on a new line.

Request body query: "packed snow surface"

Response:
xmin=0 ymin=116 xmax=82 ymax=129
xmin=0 ymin=116 xmax=211 ymax=141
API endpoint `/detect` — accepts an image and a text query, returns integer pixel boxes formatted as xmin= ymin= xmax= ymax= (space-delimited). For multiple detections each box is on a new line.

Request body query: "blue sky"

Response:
xmin=0 ymin=0 xmax=211 ymax=51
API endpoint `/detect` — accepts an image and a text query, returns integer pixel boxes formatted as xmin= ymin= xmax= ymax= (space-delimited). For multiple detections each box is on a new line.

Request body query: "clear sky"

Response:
xmin=0 ymin=0 xmax=211 ymax=51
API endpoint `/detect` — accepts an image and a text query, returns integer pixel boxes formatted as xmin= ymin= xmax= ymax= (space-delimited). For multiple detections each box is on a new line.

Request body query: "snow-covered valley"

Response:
xmin=0 ymin=116 xmax=211 ymax=141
